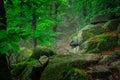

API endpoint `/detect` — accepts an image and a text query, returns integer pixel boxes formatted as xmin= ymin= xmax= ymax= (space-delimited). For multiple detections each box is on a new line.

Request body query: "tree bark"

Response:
xmin=0 ymin=0 xmax=12 ymax=80
xmin=32 ymin=10 xmax=37 ymax=53
xmin=53 ymin=2 xmax=59 ymax=32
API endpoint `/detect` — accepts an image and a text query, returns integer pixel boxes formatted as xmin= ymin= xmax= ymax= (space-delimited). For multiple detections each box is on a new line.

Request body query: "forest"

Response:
xmin=0 ymin=0 xmax=120 ymax=80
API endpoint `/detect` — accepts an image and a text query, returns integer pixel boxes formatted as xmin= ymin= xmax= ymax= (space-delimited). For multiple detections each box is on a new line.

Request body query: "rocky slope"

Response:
xmin=12 ymin=13 xmax=120 ymax=80
xmin=70 ymin=12 xmax=120 ymax=54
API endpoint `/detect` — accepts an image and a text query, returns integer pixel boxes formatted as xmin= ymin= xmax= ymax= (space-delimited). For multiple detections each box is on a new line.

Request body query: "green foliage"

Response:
xmin=0 ymin=0 xmax=65 ymax=54
xmin=11 ymin=58 xmax=38 ymax=77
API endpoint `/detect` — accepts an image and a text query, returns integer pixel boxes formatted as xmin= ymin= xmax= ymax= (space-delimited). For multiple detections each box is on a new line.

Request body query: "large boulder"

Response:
xmin=103 ymin=19 xmax=120 ymax=32
xmin=99 ymin=50 xmax=120 ymax=64
xmin=77 ymin=23 xmax=105 ymax=45
xmin=88 ymin=65 xmax=111 ymax=78
xmin=11 ymin=56 xmax=49 ymax=80
xmin=20 ymin=56 xmax=48 ymax=80
xmin=90 ymin=13 xmax=115 ymax=24
xmin=31 ymin=46 xmax=56 ymax=59
xmin=40 ymin=54 xmax=101 ymax=80
xmin=79 ymin=33 xmax=118 ymax=53
xmin=62 ymin=68 xmax=90 ymax=80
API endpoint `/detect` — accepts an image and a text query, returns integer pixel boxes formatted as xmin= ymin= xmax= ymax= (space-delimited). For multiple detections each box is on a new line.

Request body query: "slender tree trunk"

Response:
xmin=53 ymin=3 xmax=59 ymax=32
xmin=82 ymin=6 xmax=87 ymax=18
xmin=0 ymin=0 xmax=12 ymax=80
xmin=32 ymin=10 xmax=37 ymax=53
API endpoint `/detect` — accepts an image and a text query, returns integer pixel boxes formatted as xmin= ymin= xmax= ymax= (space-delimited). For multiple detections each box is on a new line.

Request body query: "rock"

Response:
xmin=70 ymin=46 xmax=80 ymax=54
xmin=110 ymin=61 xmax=120 ymax=67
xmin=88 ymin=65 xmax=111 ymax=78
xmin=40 ymin=54 xmax=100 ymax=80
xmin=90 ymin=13 xmax=115 ymax=24
xmin=31 ymin=46 xmax=55 ymax=59
xmin=115 ymin=12 xmax=120 ymax=18
xmin=77 ymin=23 xmax=105 ymax=45
xmin=79 ymin=33 xmax=118 ymax=53
xmin=11 ymin=61 xmax=28 ymax=77
xmin=117 ymin=24 xmax=120 ymax=45
xmin=62 ymin=68 xmax=90 ymax=80
xmin=99 ymin=50 xmax=120 ymax=64
xmin=16 ymin=47 xmax=33 ymax=62
xmin=20 ymin=56 xmax=49 ymax=80
xmin=7 ymin=51 xmax=17 ymax=64
xmin=38 ymin=56 xmax=49 ymax=65
xmin=11 ymin=59 xmax=40 ymax=80
xmin=79 ymin=40 xmax=99 ymax=53
xmin=103 ymin=19 xmax=120 ymax=32
xmin=70 ymin=36 xmax=79 ymax=48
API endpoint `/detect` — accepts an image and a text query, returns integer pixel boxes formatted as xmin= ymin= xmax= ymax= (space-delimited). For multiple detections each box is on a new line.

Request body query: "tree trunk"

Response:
xmin=0 ymin=0 xmax=12 ymax=80
xmin=53 ymin=2 xmax=59 ymax=32
xmin=32 ymin=10 xmax=37 ymax=53
xmin=82 ymin=6 xmax=87 ymax=18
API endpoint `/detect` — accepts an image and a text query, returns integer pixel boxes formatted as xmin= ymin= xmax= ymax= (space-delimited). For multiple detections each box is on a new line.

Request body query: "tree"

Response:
xmin=0 ymin=0 xmax=12 ymax=80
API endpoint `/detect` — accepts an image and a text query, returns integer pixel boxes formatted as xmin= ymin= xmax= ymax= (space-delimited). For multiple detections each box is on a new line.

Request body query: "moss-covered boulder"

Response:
xmin=31 ymin=46 xmax=56 ymax=59
xmin=103 ymin=19 xmax=120 ymax=32
xmin=79 ymin=33 xmax=118 ymax=53
xmin=77 ymin=23 xmax=105 ymax=45
xmin=90 ymin=13 xmax=115 ymax=24
xmin=11 ymin=61 xmax=29 ymax=78
xmin=20 ymin=56 xmax=48 ymax=80
xmin=11 ymin=59 xmax=37 ymax=80
xmin=99 ymin=50 xmax=120 ymax=64
xmin=40 ymin=54 xmax=100 ymax=80
xmin=87 ymin=65 xmax=111 ymax=78
xmin=62 ymin=68 xmax=91 ymax=80
xmin=11 ymin=56 xmax=49 ymax=80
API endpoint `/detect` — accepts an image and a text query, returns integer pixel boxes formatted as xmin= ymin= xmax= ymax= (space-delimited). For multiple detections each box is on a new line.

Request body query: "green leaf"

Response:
xmin=0 ymin=45 xmax=11 ymax=54
xmin=11 ymin=43 xmax=20 ymax=51
xmin=0 ymin=30 xmax=6 ymax=40
xmin=0 ymin=42 xmax=7 ymax=47
xmin=9 ymin=35 xmax=20 ymax=42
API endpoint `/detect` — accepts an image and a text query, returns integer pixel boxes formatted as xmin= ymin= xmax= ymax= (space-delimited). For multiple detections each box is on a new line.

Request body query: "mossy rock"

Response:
xmin=103 ymin=19 xmax=120 ymax=32
xmin=63 ymin=68 xmax=91 ymax=80
xmin=77 ymin=23 xmax=105 ymax=45
xmin=16 ymin=47 xmax=33 ymax=62
xmin=40 ymin=54 xmax=100 ymax=80
xmin=11 ymin=59 xmax=38 ymax=77
xmin=117 ymin=24 xmax=120 ymax=45
xmin=31 ymin=46 xmax=56 ymax=59
xmin=79 ymin=33 xmax=118 ymax=53
xmin=90 ymin=13 xmax=115 ymax=24
xmin=99 ymin=50 xmax=120 ymax=64
xmin=69 ymin=31 xmax=79 ymax=41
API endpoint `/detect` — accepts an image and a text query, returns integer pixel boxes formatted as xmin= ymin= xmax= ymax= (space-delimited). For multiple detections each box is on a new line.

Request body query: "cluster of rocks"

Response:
xmin=70 ymin=12 xmax=120 ymax=54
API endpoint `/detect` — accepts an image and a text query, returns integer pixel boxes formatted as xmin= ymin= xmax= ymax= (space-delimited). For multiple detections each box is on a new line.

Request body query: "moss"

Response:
xmin=31 ymin=46 xmax=57 ymax=59
xmin=11 ymin=61 xmax=27 ymax=77
xmin=16 ymin=47 xmax=33 ymax=62
xmin=100 ymin=50 xmax=120 ymax=64
xmin=118 ymin=40 xmax=120 ymax=45
xmin=11 ymin=59 xmax=38 ymax=77
xmin=84 ymin=33 xmax=118 ymax=53
xmin=40 ymin=54 xmax=97 ymax=80
xmin=63 ymin=68 xmax=91 ymax=80
xmin=88 ymin=48 xmax=100 ymax=53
